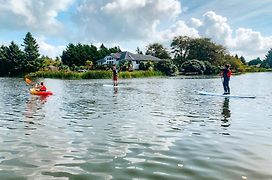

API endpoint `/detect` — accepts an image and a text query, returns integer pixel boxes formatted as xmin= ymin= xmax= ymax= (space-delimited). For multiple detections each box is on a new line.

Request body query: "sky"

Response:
xmin=0 ymin=0 xmax=271 ymax=61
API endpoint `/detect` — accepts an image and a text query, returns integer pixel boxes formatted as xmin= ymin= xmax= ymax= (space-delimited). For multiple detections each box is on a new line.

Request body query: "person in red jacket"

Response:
xmin=39 ymin=82 xmax=47 ymax=92
xmin=221 ymin=64 xmax=231 ymax=94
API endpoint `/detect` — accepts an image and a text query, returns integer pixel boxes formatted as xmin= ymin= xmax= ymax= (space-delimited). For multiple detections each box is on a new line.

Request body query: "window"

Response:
xmin=136 ymin=60 xmax=140 ymax=64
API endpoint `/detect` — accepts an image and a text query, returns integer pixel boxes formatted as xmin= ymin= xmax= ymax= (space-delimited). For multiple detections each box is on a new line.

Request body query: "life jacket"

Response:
xmin=223 ymin=69 xmax=231 ymax=78
xmin=227 ymin=70 xmax=232 ymax=78
xmin=40 ymin=85 xmax=47 ymax=91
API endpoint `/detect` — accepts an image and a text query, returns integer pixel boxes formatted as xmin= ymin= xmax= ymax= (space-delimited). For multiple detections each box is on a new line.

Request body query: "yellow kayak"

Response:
xmin=30 ymin=88 xmax=53 ymax=96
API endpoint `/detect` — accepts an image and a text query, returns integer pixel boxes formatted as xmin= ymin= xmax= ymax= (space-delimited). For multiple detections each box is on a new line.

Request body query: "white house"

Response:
xmin=97 ymin=51 xmax=162 ymax=70
xmin=96 ymin=55 xmax=117 ymax=65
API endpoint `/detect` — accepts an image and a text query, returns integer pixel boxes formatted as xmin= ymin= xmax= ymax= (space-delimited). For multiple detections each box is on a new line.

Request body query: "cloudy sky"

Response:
xmin=0 ymin=0 xmax=271 ymax=60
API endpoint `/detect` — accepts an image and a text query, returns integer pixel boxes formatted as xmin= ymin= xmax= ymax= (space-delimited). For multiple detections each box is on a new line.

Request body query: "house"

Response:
xmin=97 ymin=51 xmax=162 ymax=70
xmin=96 ymin=55 xmax=117 ymax=66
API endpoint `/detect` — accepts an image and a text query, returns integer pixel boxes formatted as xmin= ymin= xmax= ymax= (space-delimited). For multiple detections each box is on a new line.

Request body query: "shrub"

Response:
xmin=154 ymin=60 xmax=178 ymax=76
xmin=181 ymin=59 xmax=206 ymax=74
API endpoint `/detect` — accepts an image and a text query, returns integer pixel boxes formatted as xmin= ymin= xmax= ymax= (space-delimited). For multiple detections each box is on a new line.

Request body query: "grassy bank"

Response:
xmin=27 ymin=70 xmax=165 ymax=80
xmin=244 ymin=66 xmax=272 ymax=73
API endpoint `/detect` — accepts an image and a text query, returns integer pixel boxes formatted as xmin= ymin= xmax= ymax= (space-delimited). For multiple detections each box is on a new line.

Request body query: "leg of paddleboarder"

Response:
xmin=221 ymin=64 xmax=231 ymax=94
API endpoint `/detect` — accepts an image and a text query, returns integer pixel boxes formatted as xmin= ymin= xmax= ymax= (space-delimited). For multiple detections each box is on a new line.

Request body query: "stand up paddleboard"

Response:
xmin=103 ymin=84 xmax=119 ymax=88
xmin=198 ymin=91 xmax=256 ymax=98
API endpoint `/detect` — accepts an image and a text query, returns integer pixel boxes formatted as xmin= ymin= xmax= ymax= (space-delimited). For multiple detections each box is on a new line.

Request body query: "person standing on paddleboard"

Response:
xmin=111 ymin=64 xmax=118 ymax=87
xmin=221 ymin=64 xmax=231 ymax=94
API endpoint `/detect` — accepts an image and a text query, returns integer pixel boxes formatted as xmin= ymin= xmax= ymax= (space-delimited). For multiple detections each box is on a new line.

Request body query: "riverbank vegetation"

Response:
xmin=28 ymin=70 xmax=164 ymax=80
xmin=0 ymin=32 xmax=272 ymax=79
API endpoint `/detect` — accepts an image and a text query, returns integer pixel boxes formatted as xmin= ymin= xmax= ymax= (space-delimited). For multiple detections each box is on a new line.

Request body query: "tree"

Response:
xmin=248 ymin=57 xmax=262 ymax=66
xmin=240 ymin=56 xmax=246 ymax=65
xmin=187 ymin=38 xmax=226 ymax=65
xmin=61 ymin=43 xmax=99 ymax=68
xmin=136 ymin=47 xmax=143 ymax=54
xmin=145 ymin=43 xmax=171 ymax=59
xmin=0 ymin=45 xmax=9 ymax=76
xmin=6 ymin=41 xmax=24 ymax=75
xmin=171 ymin=36 xmax=192 ymax=65
xmin=109 ymin=46 xmax=121 ymax=53
xmin=98 ymin=44 xmax=110 ymax=59
xmin=22 ymin=32 xmax=41 ymax=72
xmin=263 ymin=48 xmax=272 ymax=68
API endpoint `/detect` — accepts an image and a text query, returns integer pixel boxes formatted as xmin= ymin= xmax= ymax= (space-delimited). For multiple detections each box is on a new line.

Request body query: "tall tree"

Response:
xmin=171 ymin=36 xmax=192 ymax=65
xmin=7 ymin=41 xmax=24 ymax=75
xmin=263 ymin=48 xmax=272 ymax=68
xmin=136 ymin=47 xmax=143 ymax=54
xmin=22 ymin=32 xmax=40 ymax=72
xmin=98 ymin=44 xmax=110 ymax=59
xmin=0 ymin=45 xmax=8 ymax=76
xmin=248 ymin=57 xmax=262 ymax=66
xmin=240 ymin=56 xmax=246 ymax=65
xmin=109 ymin=46 xmax=121 ymax=53
xmin=146 ymin=43 xmax=171 ymax=59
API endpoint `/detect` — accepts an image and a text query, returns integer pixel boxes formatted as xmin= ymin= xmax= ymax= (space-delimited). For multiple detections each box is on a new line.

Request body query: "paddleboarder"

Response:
xmin=111 ymin=64 xmax=118 ymax=87
xmin=221 ymin=64 xmax=231 ymax=94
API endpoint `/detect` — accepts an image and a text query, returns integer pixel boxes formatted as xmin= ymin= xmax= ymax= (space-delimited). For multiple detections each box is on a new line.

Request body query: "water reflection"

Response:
xmin=221 ymin=98 xmax=231 ymax=128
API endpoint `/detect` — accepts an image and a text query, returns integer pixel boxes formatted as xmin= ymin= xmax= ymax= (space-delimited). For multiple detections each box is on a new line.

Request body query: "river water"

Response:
xmin=0 ymin=73 xmax=271 ymax=180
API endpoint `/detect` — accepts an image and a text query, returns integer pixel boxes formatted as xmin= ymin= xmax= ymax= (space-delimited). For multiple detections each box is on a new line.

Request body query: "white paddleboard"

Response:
xmin=103 ymin=84 xmax=119 ymax=87
xmin=198 ymin=91 xmax=256 ymax=98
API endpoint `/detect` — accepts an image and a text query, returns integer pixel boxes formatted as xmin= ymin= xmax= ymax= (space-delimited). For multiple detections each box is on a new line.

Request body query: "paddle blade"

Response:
xmin=25 ymin=77 xmax=33 ymax=85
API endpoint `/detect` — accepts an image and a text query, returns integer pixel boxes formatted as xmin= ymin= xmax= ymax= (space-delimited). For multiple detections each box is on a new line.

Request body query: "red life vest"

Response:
xmin=40 ymin=85 xmax=47 ymax=91
xmin=227 ymin=70 xmax=232 ymax=78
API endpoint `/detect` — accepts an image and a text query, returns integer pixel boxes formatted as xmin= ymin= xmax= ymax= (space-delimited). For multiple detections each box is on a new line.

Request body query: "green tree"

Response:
xmin=61 ymin=43 xmax=99 ymax=68
xmin=187 ymin=38 xmax=226 ymax=65
xmin=262 ymin=48 xmax=272 ymax=68
xmin=0 ymin=45 xmax=9 ymax=76
xmin=109 ymin=46 xmax=121 ymax=53
xmin=248 ymin=57 xmax=262 ymax=66
xmin=6 ymin=41 xmax=25 ymax=75
xmin=136 ymin=47 xmax=143 ymax=54
xmin=22 ymin=32 xmax=41 ymax=72
xmin=240 ymin=56 xmax=246 ymax=65
xmin=146 ymin=43 xmax=171 ymax=59
xmin=98 ymin=44 xmax=111 ymax=59
xmin=171 ymin=36 xmax=192 ymax=65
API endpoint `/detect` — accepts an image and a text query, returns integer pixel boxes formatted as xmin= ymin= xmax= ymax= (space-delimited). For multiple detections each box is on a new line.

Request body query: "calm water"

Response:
xmin=0 ymin=73 xmax=271 ymax=180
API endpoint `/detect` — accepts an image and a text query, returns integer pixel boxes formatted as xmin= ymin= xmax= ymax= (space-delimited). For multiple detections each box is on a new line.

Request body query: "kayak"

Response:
xmin=30 ymin=88 xmax=53 ymax=96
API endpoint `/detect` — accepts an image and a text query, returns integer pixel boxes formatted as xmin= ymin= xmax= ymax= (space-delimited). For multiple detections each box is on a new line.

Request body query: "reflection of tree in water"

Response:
xmin=221 ymin=98 xmax=231 ymax=128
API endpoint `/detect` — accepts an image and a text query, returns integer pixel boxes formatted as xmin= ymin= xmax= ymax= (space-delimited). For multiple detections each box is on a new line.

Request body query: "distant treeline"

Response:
xmin=0 ymin=32 xmax=272 ymax=77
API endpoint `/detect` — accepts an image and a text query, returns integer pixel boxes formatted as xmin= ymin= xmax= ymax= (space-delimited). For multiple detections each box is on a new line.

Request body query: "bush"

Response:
xmin=204 ymin=61 xmax=220 ymax=75
xmin=181 ymin=59 xmax=206 ymax=74
xmin=154 ymin=60 xmax=178 ymax=76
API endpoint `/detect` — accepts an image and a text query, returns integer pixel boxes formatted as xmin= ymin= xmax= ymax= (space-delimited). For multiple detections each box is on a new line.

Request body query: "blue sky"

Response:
xmin=0 ymin=0 xmax=271 ymax=60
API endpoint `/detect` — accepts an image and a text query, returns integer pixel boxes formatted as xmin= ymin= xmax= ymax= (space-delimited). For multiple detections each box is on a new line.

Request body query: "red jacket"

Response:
xmin=40 ymin=85 xmax=47 ymax=91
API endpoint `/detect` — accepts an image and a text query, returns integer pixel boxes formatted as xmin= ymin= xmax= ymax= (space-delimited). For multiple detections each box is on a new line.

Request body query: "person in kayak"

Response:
xmin=221 ymin=64 xmax=231 ymax=94
xmin=111 ymin=64 xmax=118 ymax=86
xmin=39 ymin=82 xmax=47 ymax=92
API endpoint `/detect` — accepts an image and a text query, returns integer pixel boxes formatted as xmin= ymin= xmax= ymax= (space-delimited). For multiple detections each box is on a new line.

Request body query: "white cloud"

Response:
xmin=198 ymin=11 xmax=233 ymax=47
xmin=0 ymin=0 xmax=74 ymax=35
xmin=36 ymin=37 xmax=65 ymax=58
xmin=73 ymin=0 xmax=181 ymax=42
xmin=188 ymin=18 xmax=203 ymax=28
xmin=191 ymin=11 xmax=272 ymax=59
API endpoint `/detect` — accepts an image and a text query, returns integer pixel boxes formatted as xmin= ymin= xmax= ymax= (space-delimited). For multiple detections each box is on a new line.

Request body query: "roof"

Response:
xmin=96 ymin=51 xmax=162 ymax=63
xmin=119 ymin=51 xmax=162 ymax=61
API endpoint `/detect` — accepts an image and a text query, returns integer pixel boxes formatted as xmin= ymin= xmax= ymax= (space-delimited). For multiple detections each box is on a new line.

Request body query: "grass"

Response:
xmin=27 ymin=70 xmax=165 ymax=80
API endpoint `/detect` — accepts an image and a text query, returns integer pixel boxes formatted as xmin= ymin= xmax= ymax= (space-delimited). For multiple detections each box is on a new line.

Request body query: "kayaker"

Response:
xmin=39 ymin=82 xmax=47 ymax=92
xmin=111 ymin=64 xmax=118 ymax=86
xmin=221 ymin=64 xmax=231 ymax=94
